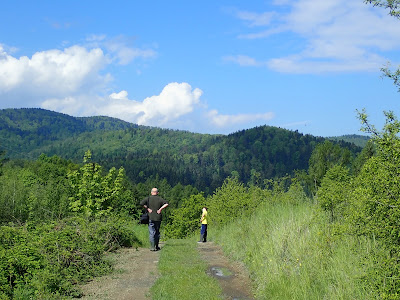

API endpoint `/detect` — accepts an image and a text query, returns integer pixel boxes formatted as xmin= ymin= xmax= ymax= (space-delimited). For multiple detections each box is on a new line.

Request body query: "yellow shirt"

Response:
xmin=201 ymin=209 xmax=208 ymax=225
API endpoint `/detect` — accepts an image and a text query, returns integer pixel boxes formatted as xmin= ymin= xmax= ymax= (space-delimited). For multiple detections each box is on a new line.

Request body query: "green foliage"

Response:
xmin=207 ymin=177 xmax=250 ymax=227
xmin=312 ymin=110 xmax=400 ymax=298
xmin=308 ymin=140 xmax=354 ymax=194
xmin=0 ymin=155 xmax=74 ymax=224
xmin=213 ymin=193 xmax=377 ymax=299
xmin=328 ymin=134 xmax=370 ymax=148
xmin=67 ymin=150 xmax=133 ymax=218
xmin=365 ymin=0 xmax=400 ymax=19
xmin=317 ymin=165 xmax=351 ymax=222
xmin=207 ymin=177 xmax=269 ymax=227
xmin=163 ymin=193 xmax=206 ymax=239
xmin=0 ymin=216 xmax=142 ymax=299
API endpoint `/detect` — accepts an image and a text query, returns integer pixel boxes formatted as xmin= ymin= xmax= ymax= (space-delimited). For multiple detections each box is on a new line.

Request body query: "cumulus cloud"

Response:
xmin=42 ymin=82 xmax=204 ymax=127
xmin=228 ymin=0 xmax=400 ymax=73
xmin=0 ymin=45 xmax=110 ymax=104
xmin=100 ymin=82 xmax=203 ymax=126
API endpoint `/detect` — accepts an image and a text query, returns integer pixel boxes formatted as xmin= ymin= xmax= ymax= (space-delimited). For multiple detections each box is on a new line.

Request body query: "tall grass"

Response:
xmin=212 ymin=198 xmax=379 ymax=299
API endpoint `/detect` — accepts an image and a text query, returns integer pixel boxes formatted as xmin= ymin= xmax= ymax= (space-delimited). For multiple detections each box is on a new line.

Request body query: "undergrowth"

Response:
xmin=212 ymin=198 xmax=379 ymax=299
xmin=0 ymin=216 xmax=144 ymax=299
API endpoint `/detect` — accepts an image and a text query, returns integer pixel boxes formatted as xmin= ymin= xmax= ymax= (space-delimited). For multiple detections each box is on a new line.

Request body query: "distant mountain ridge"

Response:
xmin=0 ymin=108 xmax=363 ymax=192
xmin=328 ymin=134 xmax=370 ymax=148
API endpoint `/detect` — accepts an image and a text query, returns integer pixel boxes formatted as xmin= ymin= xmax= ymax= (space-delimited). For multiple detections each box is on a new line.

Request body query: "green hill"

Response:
xmin=0 ymin=108 xmax=362 ymax=193
xmin=328 ymin=134 xmax=370 ymax=148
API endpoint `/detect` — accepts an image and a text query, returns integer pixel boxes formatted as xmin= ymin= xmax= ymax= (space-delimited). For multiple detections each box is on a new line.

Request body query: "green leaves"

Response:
xmin=68 ymin=150 xmax=129 ymax=218
xmin=0 ymin=216 xmax=142 ymax=299
xmin=164 ymin=193 xmax=207 ymax=239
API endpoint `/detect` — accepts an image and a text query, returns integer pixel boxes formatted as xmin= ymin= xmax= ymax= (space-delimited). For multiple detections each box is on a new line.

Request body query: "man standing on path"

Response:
xmin=141 ymin=188 xmax=169 ymax=251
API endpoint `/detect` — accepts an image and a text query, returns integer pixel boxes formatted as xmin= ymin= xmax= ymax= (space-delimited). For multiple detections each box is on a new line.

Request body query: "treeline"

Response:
xmin=0 ymin=108 xmax=363 ymax=193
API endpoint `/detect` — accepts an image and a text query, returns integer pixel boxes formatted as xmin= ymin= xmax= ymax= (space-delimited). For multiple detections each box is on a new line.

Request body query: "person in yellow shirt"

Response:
xmin=198 ymin=206 xmax=208 ymax=243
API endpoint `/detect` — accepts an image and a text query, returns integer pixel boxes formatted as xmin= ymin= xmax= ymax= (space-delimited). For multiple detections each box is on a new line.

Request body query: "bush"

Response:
xmin=0 ymin=216 xmax=142 ymax=299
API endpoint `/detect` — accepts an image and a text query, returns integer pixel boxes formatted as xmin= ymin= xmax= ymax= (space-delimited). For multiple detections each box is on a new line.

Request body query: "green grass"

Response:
xmin=134 ymin=223 xmax=152 ymax=247
xmin=150 ymin=237 xmax=223 ymax=300
xmin=212 ymin=199 xmax=379 ymax=299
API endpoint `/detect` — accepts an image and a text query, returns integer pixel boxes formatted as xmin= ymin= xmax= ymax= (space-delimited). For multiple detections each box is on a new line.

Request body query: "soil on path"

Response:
xmin=79 ymin=247 xmax=160 ymax=300
xmin=197 ymin=241 xmax=255 ymax=300
xmin=79 ymin=241 xmax=254 ymax=300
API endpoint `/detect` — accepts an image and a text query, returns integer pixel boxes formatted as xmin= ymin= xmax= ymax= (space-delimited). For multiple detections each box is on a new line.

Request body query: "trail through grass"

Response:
xmin=150 ymin=237 xmax=223 ymax=300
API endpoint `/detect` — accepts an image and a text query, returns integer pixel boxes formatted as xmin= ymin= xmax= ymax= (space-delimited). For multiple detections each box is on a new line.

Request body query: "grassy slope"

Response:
xmin=211 ymin=199 xmax=378 ymax=299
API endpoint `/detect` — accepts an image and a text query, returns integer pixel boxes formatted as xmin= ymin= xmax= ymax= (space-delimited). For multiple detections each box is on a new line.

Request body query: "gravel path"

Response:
xmin=79 ymin=241 xmax=254 ymax=300
xmin=79 ymin=247 xmax=160 ymax=300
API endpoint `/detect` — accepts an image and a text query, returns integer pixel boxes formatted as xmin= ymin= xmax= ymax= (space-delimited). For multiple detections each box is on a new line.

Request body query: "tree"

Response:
xmin=308 ymin=140 xmax=352 ymax=194
xmin=68 ymin=150 xmax=128 ymax=218
xmin=163 ymin=193 xmax=207 ymax=238
xmin=365 ymin=0 xmax=400 ymax=19
xmin=316 ymin=165 xmax=351 ymax=222
xmin=365 ymin=1 xmax=400 ymax=92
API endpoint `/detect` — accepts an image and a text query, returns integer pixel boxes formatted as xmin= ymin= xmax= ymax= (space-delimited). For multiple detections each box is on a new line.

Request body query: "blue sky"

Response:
xmin=1 ymin=0 xmax=400 ymax=137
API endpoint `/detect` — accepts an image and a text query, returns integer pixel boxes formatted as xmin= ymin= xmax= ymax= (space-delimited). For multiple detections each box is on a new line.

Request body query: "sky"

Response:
xmin=1 ymin=0 xmax=400 ymax=137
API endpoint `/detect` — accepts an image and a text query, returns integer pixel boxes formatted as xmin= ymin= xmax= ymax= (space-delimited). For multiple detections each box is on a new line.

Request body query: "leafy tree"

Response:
xmin=207 ymin=177 xmax=266 ymax=227
xmin=164 ymin=193 xmax=207 ymax=238
xmin=316 ymin=165 xmax=351 ymax=222
xmin=351 ymin=139 xmax=376 ymax=175
xmin=67 ymin=150 xmax=129 ymax=218
xmin=308 ymin=140 xmax=352 ymax=194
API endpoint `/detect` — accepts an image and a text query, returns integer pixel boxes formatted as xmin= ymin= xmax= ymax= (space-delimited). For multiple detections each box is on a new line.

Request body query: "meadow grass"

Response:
xmin=150 ymin=237 xmax=223 ymax=300
xmin=212 ymin=199 xmax=379 ymax=299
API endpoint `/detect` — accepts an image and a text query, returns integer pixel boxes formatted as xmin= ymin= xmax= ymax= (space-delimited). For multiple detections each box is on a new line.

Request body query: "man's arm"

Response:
xmin=157 ymin=203 xmax=168 ymax=214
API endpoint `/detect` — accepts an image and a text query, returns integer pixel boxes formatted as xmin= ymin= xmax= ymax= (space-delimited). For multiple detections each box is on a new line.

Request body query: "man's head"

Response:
xmin=151 ymin=188 xmax=159 ymax=195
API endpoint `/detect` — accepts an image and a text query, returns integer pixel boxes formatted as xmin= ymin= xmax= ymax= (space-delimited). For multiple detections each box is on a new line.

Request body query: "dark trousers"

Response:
xmin=200 ymin=224 xmax=207 ymax=242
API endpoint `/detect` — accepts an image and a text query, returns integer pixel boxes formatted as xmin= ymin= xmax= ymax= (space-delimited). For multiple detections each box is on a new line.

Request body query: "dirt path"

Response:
xmin=197 ymin=241 xmax=255 ymax=300
xmin=79 ymin=241 xmax=254 ymax=300
xmin=79 ymin=247 xmax=160 ymax=300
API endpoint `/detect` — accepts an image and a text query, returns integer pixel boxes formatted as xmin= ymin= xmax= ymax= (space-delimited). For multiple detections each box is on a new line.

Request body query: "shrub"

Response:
xmin=0 ymin=216 xmax=142 ymax=299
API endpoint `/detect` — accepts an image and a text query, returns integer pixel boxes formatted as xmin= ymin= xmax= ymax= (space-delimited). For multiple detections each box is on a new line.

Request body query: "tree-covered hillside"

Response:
xmin=0 ymin=108 xmax=362 ymax=193
xmin=328 ymin=134 xmax=370 ymax=148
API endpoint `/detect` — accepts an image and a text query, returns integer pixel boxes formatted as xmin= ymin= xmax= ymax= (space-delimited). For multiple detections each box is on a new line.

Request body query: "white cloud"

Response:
xmin=0 ymin=45 xmax=109 ymax=99
xmin=236 ymin=11 xmax=276 ymax=27
xmin=229 ymin=0 xmax=400 ymax=73
xmin=42 ymin=82 xmax=204 ymax=127
xmin=207 ymin=109 xmax=274 ymax=127
xmin=103 ymin=82 xmax=203 ymax=126
xmin=87 ymin=35 xmax=157 ymax=66
xmin=223 ymin=55 xmax=262 ymax=67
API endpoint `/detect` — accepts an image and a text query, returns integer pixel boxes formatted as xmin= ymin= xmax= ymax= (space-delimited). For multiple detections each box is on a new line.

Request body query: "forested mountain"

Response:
xmin=0 ymin=108 xmax=362 ymax=193
xmin=328 ymin=134 xmax=370 ymax=148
